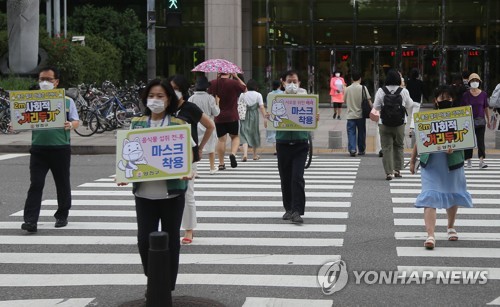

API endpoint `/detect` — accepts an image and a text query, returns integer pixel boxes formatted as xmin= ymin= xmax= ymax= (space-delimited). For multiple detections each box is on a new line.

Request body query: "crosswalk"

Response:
xmin=0 ymin=156 xmax=359 ymax=305
xmin=391 ymin=158 xmax=500 ymax=281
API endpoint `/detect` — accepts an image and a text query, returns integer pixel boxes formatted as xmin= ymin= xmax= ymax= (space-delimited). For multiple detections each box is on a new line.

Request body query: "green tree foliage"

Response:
xmin=40 ymin=33 xmax=122 ymax=87
xmin=69 ymin=5 xmax=146 ymax=81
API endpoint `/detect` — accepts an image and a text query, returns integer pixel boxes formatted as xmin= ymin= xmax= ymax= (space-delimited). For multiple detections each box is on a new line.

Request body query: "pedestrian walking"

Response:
xmin=169 ymin=74 xmax=216 ymax=245
xmin=189 ymin=76 xmax=220 ymax=174
xmin=208 ymin=73 xmax=247 ymax=170
xmin=20 ymin=66 xmax=80 ymax=233
xmin=274 ymin=70 xmax=317 ymax=224
xmin=489 ymin=82 xmax=500 ymax=130
xmin=409 ymin=85 xmax=473 ymax=250
xmin=330 ymin=71 xmax=346 ymax=119
xmin=117 ymin=79 xmax=190 ymax=290
xmin=373 ymin=69 xmax=418 ymax=180
xmin=461 ymin=73 xmax=490 ymax=169
xmin=344 ymin=70 xmax=372 ymax=157
xmin=239 ymin=79 xmax=267 ymax=161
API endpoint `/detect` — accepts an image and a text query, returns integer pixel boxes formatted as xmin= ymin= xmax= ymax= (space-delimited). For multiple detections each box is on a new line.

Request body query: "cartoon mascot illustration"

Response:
xmin=117 ymin=137 xmax=148 ymax=178
xmin=271 ymin=99 xmax=288 ymax=128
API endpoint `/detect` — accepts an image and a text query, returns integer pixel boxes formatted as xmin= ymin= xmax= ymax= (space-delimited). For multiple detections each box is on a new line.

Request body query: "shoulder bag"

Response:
xmin=237 ymin=93 xmax=247 ymax=120
xmin=361 ymin=86 xmax=371 ymax=119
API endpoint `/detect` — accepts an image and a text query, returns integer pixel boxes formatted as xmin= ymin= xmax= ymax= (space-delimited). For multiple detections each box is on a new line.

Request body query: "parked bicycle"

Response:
xmin=0 ymin=90 xmax=10 ymax=134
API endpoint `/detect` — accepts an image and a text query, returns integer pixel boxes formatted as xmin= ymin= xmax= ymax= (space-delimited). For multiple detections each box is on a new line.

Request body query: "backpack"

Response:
xmin=380 ymin=86 xmax=405 ymax=127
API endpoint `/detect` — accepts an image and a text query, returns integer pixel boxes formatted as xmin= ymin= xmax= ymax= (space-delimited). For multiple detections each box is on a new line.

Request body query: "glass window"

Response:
xmin=400 ymin=24 xmax=439 ymax=45
xmin=357 ymin=0 xmax=397 ymax=20
xmin=488 ymin=47 xmax=500 ymax=94
xmin=356 ymin=24 xmax=397 ymax=45
xmin=313 ymin=24 xmax=354 ymax=46
xmin=269 ymin=0 xmax=310 ymax=22
xmin=445 ymin=24 xmax=486 ymax=45
xmin=314 ymin=0 xmax=353 ymax=21
xmin=253 ymin=25 xmax=267 ymax=46
xmin=400 ymin=0 xmax=441 ymax=20
xmin=268 ymin=24 xmax=311 ymax=47
xmin=252 ymin=0 xmax=267 ymax=21
xmin=445 ymin=0 xmax=486 ymax=21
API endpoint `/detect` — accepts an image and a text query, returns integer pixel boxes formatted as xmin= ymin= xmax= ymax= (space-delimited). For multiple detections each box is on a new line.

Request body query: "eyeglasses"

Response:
xmin=38 ymin=78 xmax=56 ymax=82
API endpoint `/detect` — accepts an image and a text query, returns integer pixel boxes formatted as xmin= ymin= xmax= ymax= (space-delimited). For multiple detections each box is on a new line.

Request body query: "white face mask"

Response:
xmin=39 ymin=81 xmax=55 ymax=90
xmin=470 ymin=82 xmax=480 ymax=89
xmin=174 ymin=90 xmax=183 ymax=100
xmin=285 ymin=82 xmax=299 ymax=94
xmin=147 ymin=98 xmax=165 ymax=114
xmin=335 ymin=73 xmax=340 ymax=77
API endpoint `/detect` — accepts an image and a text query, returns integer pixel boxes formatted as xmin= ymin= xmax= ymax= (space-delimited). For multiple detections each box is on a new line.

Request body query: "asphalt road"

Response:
xmin=0 ymin=153 xmax=499 ymax=307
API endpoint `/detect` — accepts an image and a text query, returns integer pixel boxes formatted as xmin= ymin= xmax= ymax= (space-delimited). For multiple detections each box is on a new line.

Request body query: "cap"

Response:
xmin=468 ymin=73 xmax=481 ymax=82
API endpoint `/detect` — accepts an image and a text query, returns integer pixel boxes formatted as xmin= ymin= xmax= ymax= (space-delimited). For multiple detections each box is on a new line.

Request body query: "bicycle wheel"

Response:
xmin=74 ymin=109 xmax=99 ymax=137
xmin=305 ymin=133 xmax=313 ymax=169
xmin=115 ymin=101 xmax=140 ymax=128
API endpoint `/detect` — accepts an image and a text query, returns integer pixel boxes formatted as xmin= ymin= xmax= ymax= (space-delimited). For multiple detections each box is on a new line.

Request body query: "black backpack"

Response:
xmin=380 ymin=86 xmax=405 ymax=127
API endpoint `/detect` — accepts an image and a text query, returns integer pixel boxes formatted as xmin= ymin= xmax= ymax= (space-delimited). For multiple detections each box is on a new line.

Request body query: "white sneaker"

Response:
xmin=209 ymin=168 xmax=218 ymax=175
xmin=466 ymin=160 xmax=472 ymax=168
xmin=479 ymin=161 xmax=488 ymax=169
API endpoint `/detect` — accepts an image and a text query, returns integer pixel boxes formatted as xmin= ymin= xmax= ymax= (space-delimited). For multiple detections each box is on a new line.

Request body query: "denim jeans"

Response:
xmin=346 ymin=118 xmax=367 ymax=153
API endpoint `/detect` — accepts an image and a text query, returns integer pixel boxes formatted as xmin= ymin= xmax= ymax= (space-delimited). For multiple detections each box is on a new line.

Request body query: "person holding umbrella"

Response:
xmin=192 ymin=59 xmax=246 ymax=170
xmin=208 ymin=72 xmax=246 ymax=170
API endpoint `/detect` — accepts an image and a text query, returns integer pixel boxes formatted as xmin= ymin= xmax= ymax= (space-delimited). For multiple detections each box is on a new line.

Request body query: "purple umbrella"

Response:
xmin=191 ymin=59 xmax=243 ymax=74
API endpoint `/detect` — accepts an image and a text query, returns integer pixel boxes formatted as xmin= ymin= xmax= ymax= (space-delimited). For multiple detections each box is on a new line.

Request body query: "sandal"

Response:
xmin=394 ymin=170 xmax=402 ymax=178
xmin=218 ymin=164 xmax=226 ymax=171
xmin=447 ymin=228 xmax=458 ymax=241
xmin=253 ymin=155 xmax=260 ymax=161
xmin=424 ymin=236 xmax=435 ymax=250
xmin=181 ymin=231 xmax=194 ymax=245
xmin=242 ymin=156 xmax=247 ymax=162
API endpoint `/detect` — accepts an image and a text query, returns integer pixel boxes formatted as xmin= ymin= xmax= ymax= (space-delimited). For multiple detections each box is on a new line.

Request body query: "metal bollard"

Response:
xmin=146 ymin=231 xmax=172 ymax=307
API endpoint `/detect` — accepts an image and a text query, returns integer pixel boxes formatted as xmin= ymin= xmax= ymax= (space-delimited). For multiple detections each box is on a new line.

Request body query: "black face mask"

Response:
xmin=437 ymin=100 xmax=454 ymax=109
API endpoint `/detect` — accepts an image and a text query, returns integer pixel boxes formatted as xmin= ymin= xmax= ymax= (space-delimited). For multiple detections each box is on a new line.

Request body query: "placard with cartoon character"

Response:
xmin=266 ymin=94 xmax=318 ymax=131
xmin=413 ymin=105 xmax=476 ymax=154
xmin=115 ymin=125 xmax=192 ymax=182
xmin=9 ymin=89 xmax=67 ymax=130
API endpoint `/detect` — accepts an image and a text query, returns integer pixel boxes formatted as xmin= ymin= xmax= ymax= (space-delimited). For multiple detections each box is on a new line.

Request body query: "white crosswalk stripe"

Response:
xmin=0 ymin=157 xmax=356 ymax=304
xmin=392 ymin=158 xmax=500 ymax=280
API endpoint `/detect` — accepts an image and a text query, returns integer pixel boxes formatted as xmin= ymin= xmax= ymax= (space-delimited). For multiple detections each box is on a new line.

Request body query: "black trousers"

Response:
xmin=135 ymin=194 xmax=185 ymax=290
xmin=465 ymin=125 xmax=486 ymax=159
xmin=276 ymin=142 xmax=308 ymax=215
xmin=24 ymin=146 xmax=72 ymax=223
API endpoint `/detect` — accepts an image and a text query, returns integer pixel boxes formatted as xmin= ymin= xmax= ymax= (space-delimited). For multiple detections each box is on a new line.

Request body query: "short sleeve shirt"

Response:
xmin=208 ymin=78 xmax=246 ymax=123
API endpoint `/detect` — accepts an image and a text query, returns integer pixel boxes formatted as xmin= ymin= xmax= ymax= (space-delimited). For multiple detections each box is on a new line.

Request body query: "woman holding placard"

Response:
xmin=117 ymin=79 xmax=190 ymax=291
xmin=409 ymin=85 xmax=473 ymax=250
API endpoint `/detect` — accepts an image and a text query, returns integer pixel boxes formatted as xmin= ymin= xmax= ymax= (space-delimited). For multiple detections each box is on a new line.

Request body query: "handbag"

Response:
xmin=474 ymin=117 xmax=486 ymax=127
xmin=237 ymin=93 xmax=247 ymax=120
xmin=488 ymin=113 xmax=498 ymax=130
xmin=361 ymin=86 xmax=370 ymax=119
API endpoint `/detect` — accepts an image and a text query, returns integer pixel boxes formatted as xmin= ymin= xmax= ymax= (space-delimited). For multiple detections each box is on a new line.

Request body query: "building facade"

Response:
xmin=77 ymin=0 xmax=500 ymax=103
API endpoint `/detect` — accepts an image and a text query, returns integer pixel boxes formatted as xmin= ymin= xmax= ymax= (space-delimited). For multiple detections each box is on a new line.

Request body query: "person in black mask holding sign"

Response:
xmin=409 ymin=85 xmax=472 ymax=250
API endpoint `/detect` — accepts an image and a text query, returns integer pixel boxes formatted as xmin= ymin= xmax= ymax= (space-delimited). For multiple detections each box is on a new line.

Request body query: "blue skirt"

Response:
xmin=415 ymin=152 xmax=473 ymax=209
